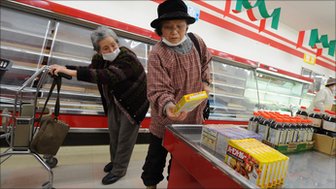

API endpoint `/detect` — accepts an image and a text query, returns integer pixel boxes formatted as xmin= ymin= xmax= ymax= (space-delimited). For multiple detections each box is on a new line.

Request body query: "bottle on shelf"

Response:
xmin=322 ymin=110 xmax=336 ymax=132
xmin=284 ymin=118 xmax=295 ymax=144
xmin=304 ymin=119 xmax=314 ymax=142
xmin=257 ymin=113 xmax=271 ymax=141
xmin=248 ymin=111 xmax=259 ymax=133
xmin=268 ymin=117 xmax=283 ymax=145
xmin=296 ymin=118 xmax=307 ymax=143
xmin=290 ymin=118 xmax=300 ymax=143
xmin=308 ymin=108 xmax=322 ymax=128
xmin=296 ymin=106 xmax=308 ymax=119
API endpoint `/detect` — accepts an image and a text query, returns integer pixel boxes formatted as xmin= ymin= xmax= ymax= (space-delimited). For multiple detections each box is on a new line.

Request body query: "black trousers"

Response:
xmin=141 ymin=133 xmax=172 ymax=186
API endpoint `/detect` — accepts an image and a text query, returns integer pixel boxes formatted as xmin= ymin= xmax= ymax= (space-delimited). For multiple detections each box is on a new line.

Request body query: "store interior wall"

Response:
xmin=50 ymin=1 xmax=335 ymax=78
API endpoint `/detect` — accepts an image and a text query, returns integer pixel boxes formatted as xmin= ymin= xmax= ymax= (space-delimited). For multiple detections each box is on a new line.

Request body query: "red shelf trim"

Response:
xmin=258 ymin=63 xmax=314 ymax=83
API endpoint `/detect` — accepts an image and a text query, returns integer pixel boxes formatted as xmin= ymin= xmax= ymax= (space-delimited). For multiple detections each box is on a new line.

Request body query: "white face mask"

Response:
xmin=162 ymin=35 xmax=187 ymax=47
xmin=102 ymin=48 xmax=120 ymax=62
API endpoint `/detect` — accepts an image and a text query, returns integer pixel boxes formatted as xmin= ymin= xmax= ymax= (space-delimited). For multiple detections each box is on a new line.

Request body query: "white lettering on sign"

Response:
xmin=227 ymin=145 xmax=246 ymax=160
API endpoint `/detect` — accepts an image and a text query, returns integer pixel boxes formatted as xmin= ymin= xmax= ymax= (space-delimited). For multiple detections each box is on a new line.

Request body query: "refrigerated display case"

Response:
xmin=0 ymin=6 xmax=152 ymax=132
xmin=254 ymin=64 xmax=313 ymax=115
xmin=0 ymin=1 xmax=315 ymax=135
xmin=209 ymin=59 xmax=259 ymax=121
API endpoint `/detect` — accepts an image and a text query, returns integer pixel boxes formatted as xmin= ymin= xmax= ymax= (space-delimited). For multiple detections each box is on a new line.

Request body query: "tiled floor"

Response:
xmin=0 ymin=145 xmax=169 ymax=188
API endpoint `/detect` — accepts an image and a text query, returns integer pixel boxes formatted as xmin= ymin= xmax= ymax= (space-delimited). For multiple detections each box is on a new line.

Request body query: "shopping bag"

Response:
xmin=30 ymin=76 xmax=69 ymax=156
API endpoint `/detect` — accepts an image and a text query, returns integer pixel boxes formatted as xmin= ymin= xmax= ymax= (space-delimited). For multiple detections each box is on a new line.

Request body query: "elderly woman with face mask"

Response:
xmin=141 ymin=0 xmax=212 ymax=188
xmin=50 ymin=26 xmax=149 ymax=185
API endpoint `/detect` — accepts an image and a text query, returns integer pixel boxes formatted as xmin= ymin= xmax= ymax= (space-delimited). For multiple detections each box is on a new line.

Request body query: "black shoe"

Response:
xmin=102 ymin=172 xmax=122 ymax=185
xmin=104 ymin=162 xmax=113 ymax=172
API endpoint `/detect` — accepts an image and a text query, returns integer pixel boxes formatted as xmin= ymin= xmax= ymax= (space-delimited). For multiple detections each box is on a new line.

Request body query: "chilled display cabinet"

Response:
xmin=0 ymin=3 xmax=315 ymax=133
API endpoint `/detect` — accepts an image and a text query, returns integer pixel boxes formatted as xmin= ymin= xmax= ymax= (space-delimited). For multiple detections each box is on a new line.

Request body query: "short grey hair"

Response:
xmin=91 ymin=26 xmax=119 ymax=51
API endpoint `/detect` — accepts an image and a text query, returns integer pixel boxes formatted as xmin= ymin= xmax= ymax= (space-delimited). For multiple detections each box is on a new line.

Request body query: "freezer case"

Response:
xmin=163 ymin=124 xmax=336 ymax=189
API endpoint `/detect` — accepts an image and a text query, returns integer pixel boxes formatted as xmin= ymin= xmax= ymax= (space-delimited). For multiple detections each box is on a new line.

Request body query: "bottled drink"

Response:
xmin=322 ymin=110 xmax=336 ymax=132
xmin=296 ymin=118 xmax=307 ymax=142
xmin=258 ymin=113 xmax=270 ymax=141
xmin=308 ymin=108 xmax=322 ymax=128
xmin=268 ymin=117 xmax=283 ymax=145
xmin=305 ymin=120 xmax=314 ymax=142
xmin=296 ymin=106 xmax=308 ymax=119
xmin=248 ymin=112 xmax=259 ymax=133
xmin=290 ymin=118 xmax=299 ymax=143
xmin=284 ymin=118 xmax=295 ymax=144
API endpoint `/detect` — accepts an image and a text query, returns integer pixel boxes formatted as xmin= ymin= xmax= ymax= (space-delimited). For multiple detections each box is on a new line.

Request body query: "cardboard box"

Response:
xmin=174 ymin=91 xmax=208 ymax=113
xmin=313 ymin=133 xmax=336 ymax=156
xmin=262 ymin=140 xmax=314 ymax=154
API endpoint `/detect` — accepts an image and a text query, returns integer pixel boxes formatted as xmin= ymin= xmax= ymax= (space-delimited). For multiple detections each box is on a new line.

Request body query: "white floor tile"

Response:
xmin=1 ymin=145 xmax=168 ymax=188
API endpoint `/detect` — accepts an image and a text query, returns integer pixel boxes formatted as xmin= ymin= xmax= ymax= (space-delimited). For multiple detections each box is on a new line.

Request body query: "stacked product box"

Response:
xmin=201 ymin=124 xmax=262 ymax=158
xmin=225 ymin=138 xmax=289 ymax=189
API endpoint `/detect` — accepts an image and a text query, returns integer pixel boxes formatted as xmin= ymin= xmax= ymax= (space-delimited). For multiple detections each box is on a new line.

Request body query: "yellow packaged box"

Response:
xmin=174 ymin=91 xmax=208 ymax=113
xmin=225 ymin=139 xmax=289 ymax=188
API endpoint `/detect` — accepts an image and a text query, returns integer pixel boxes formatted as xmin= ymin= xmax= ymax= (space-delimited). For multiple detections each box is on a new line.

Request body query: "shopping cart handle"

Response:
xmin=58 ymin=72 xmax=72 ymax=80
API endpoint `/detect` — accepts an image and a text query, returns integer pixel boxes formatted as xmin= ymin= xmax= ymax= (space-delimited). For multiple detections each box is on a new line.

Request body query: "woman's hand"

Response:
xmin=165 ymin=102 xmax=187 ymax=121
xmin=202 ymin=81 xmax=211 ymax=95
xmin=49 ymin=64 xmax=77 ymax=77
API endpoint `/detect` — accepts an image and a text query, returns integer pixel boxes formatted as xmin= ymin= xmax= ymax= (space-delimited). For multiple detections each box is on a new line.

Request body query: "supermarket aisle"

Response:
xmin=0 ymin=144 xmax=168 ymax=188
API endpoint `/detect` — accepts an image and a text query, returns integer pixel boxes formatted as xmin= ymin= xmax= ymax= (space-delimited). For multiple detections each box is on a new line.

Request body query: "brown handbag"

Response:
xmin=30 ymin=76 xmax=69 ymax=156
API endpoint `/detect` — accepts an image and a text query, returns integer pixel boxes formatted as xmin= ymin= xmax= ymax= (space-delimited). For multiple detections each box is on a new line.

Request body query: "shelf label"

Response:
xmin=303 ymin=53 xmax=316 ymax=65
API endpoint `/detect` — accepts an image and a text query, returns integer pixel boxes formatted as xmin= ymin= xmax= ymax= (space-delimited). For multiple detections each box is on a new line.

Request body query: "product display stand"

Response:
xmin=163 ymin=124 xmax=257 ymax=189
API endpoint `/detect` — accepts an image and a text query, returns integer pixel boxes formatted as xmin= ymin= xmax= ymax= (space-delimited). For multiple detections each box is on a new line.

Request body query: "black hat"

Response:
xmin=150 ymin=0 xmax=196 ymax=28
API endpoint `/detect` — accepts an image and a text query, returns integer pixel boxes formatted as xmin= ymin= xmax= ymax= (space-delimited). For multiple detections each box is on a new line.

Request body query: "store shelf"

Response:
xmin=211 ymin=105 xmax=248 ymax=111
xmin=210 ymin=92 xmax=245 ymax=100
xmin=245 ymin=88 xmax=302 ymax=100
xmin=211 ymin=72 xmax=246 ymax=82
xmin=212 ymin=82 xmax=245 ymax=90
xmin=0 ymin=26 xmax=51 ymax=41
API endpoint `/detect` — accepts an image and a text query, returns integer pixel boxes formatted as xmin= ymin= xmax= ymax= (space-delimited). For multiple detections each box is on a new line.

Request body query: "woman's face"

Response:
xmin=98 ymin=36 xmax=119 ymax=54
xmin=161 ymin=19 xmax=187 ymax=44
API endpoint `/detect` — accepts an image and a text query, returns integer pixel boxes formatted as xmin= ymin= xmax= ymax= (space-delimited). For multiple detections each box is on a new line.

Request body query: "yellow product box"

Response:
xmin=225 ymin=139 xmax=289 ymax=189
xmin=174 ymin=91 xmax=208 ymax=113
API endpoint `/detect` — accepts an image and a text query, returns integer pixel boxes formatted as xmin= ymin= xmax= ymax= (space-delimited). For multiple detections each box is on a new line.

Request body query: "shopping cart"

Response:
xmin=0 ymin=65 xmax=71 ymax=189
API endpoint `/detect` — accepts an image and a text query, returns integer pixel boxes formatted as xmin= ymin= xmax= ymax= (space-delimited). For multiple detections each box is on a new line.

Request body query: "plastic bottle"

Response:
xmin=295 ymin=118 xmax=306 ymax=143
xmin=308 ymin=108 xmax=322 ymax=128
xmin=248 ymin=111 xmax=259 ymax=133
xmin=290 ymin=118 xmax=300 ymax=143
xmin=258 ymin=113 xmax=270 ymax=141
xmin=305 ymin=120 xmax=314 ymax=142
xmin=296 ymin=106 xmax=308 ymax=119
xmin=284 ymin=118 xmax=295 ymax=144
xmin=268 ymin=117 xmax=283 ymax=145
xmin=322 ymin=110 xmax=336 ymax=132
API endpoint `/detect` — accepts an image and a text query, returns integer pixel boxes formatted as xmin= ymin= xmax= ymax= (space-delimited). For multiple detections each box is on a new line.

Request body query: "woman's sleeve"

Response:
xmin=76 ymin=54 xmax=136 ymax=86
xmin=147 ymin=53 xmax=175 ymax=117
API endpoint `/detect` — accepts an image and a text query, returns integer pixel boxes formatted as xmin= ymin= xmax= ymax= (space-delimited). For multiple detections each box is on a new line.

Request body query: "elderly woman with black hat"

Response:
xmin=49 ymin=26 xmax=149 ymax=185
xmin=141 ymin=0 xmax=212 ymax=188
xmin=308 ymin=77 xmax=336 ymax=113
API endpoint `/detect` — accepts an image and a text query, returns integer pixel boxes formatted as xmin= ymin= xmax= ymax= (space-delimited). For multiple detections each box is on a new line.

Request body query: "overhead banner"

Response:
xmin=297 ymin=29 xmax=336 ymax=57
xmin=225 ymin=0 xmax=281 ymax=31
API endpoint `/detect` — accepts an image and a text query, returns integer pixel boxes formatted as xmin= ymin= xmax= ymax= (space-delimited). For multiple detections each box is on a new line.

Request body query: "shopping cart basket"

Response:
xmin=0 ymin=65 xmax=71 ymax=189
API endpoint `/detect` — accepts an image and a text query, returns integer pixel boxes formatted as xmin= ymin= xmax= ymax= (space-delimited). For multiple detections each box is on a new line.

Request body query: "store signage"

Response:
xmin=303 ymin=53 xmax=316 ymax=65
xmin=297 ymin=29 xmax=336 ymax=57
xmin=187 ymin=4 xmax=200 ymax=21
xmin=225 ymin=0 xmax=281 ymax=31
